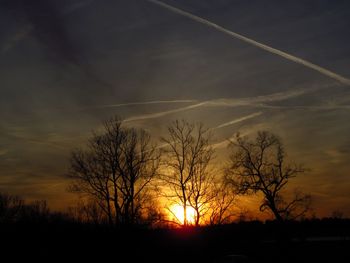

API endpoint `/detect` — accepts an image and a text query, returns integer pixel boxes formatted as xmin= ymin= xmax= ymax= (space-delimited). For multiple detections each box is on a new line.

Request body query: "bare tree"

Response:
xmin=331 ymin=210 xmax=344 ymax=219
xmin=161 ymin=120 xmax=215 ymax=226
xmin=207 ymin=181 xmax=236 ymax=225
xmin=69 ymin=147 xmax=114 ymax=224
xmin=0 ymin=193 xmax=24 ymax=223
xmin=68 ymin=117 xmax=160 ymax=226
xmin=188 ymin=162 xmax=216 ymax=226
xmin=138 ymin=196 xmax=166 ymax=227
xmin=67 ymin=199 xmax=107 ymax=224
xmin=119 ymin=128 xmax=160 ymax=225
xmin=22 ymin=200 xmax=50 ymax=223
xmin=225 ymin=131 xmax=311 ymax=222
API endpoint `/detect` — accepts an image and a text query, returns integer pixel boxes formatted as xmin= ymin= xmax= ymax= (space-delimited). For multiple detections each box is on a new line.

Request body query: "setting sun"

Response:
xmin=170 ymin=204 xmax=197 ymax=225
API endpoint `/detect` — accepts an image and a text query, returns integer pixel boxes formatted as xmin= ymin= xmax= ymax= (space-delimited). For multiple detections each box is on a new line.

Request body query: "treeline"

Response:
xmin=0 ymin=192 xmax=65 ymax=225
xmin=1 ymin=191 xmax=349 ymax=263
xmin=65 ymin=116 xmax=313 ymax=227
xmin=1 ymin=116 xmax=342 ymax=229
xmin=1 ymin=190 xmax=348 ymax=228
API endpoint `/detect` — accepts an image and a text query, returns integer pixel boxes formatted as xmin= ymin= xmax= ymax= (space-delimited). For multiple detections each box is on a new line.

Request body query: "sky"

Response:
xmin=0 ymin=0 xmax=350 ymax=218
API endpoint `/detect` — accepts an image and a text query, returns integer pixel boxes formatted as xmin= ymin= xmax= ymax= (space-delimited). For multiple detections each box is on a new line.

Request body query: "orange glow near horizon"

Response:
xmin=169 ymin=204 xmax=197 ymax=225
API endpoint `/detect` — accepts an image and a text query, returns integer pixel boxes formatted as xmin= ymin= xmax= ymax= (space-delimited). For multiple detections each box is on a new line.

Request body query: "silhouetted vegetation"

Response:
xmin=66 ymin=118 xmax=314 ymax=227
xmin=1 ymin=118 xmax=349 ymax=262
xmin=160 ymin=120 xmax=234 ymax=226
xmin=0 ymin=192 xmax=69 ymax=225
xmin=1 ymin=193 xmax=349 ymax=263
xmin=68 ymin=117 xmax=161 ymax=226
xmin=225 ymin=131 xmax=311 ymax=222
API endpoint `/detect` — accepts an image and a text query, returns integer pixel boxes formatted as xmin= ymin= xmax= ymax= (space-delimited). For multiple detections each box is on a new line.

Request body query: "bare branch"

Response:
xmin=225 ymin=131 xmax=311 ymax=222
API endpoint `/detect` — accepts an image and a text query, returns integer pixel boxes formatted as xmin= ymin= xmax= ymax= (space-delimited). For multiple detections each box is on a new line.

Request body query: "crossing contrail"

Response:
xmin=147 ymin=0 xmax=350 ymax=86
xmin=124 ymin=102 xmax=206 ymax=122
xmin=214 ymin=112 xmax=262 ymax=129
xmin=120 ymin=85 xmax=323 ymax=123
xmin=78 ymin=99 xmax=197 ymax=111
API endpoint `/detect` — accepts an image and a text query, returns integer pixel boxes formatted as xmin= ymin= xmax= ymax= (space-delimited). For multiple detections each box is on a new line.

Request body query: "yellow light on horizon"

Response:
xmin=170 ymin=204 xmax=196 ymax=225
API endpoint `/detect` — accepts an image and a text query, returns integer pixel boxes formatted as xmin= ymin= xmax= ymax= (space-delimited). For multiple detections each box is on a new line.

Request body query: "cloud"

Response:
xmin=62 ymin=0 xmax=95 ymax=15
xmin=324 ymin=148 xmax=350 ymax=164
xmin=0 ymin=149 xmax=8 ymax=156
xmin=79 ymin=82 xmax=343 ymax=119
xmin=122 ymin=85 xmax=321 ymax=123
xmin=1 ymin=0 xmax=94 ymax=57
xmin=124 ymin=102 xmax=207 ymax=122
xmin=2 ymin=1 xmax=80 ymax=64
xmin=77 ymin=99 xmax=198 ymax=111
xmin=206 ymin=87 xmax=315 ymax=107
xmin=214 ymin=112 xmax=262 ymax=129
xmin=257 ymin=105 xmax=350 ymax=110
xmin=147 ymin=0 xmax=350 ymax=86
xmin=1 ymin=24 xmax=33 ymax=53
xmin=211 ymin=123 xmax=270 ymax=149
xmin=150 ymin=112 xmax=264 ymax=151
xmin=1 ymin=0 xmax=112 ymax=92
xmin=0 ymin=127 xmax=66 ymax=151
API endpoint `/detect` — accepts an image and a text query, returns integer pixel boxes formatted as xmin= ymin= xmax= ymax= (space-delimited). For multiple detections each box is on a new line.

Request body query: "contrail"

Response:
xmin=62 ymin=0 xmax=95 ymax=15
xmin=124 ymin=102 xmax=207 ymax=122
xmin=147 ymin=0 xmax=350 ymax=86
xmin=206 ymin=87 xmax=317 ymax=108
xmin=76 ymin=99 xmax=197 ymax=111
xmin=215 ymin=112 xmax=262 ymax=129
xmin=121 ymin=86 xmax=320 ymax=122
xmin=255 ymin=104 xmax=350 ymax=110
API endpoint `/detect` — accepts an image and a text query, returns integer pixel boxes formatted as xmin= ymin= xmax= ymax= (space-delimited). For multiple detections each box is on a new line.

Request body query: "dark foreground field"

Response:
xmin=1 ymin=220 xmax=349 ymax=263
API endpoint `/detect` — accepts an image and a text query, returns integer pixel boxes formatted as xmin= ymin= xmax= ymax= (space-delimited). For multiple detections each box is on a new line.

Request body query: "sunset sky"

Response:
xmin=1 ymin=0 xmax=349 ymax=218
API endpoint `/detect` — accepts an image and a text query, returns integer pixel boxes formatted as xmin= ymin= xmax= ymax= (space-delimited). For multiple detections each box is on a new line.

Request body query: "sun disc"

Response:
xmin=170 ymin=204 xmax=196 ymax=225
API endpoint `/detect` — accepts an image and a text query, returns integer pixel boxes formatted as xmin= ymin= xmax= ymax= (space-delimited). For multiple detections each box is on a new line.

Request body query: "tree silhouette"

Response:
xmin=225 ymin=131 xmax=311 ymax=222
xmin=0 ymin=193 xmax=23 ymax=223
xmin=67 ymin=199 xmax=107 ymax=225
xmin=21 ymin=200 xmax=50 ymax=223
xmin=68 ymin=117 xmax=160 ymax=226
xmin=161 ymin=120 xmax=216 ymax=226
xmin=207 ymin=181 xmax=236 ymax=225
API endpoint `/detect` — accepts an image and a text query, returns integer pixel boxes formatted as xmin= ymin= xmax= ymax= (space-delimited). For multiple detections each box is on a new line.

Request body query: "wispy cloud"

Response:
xmin=257 ymin=105 xmax=350 ymax=110
xmin=210 ymin=120 xmax=263 ymax=150
xmin=0 ymin=127 xmax=66 ymax=151
xmin=62 ymin=0 xmax=95 ymax=15
xmin=154 ymin=112 xmax=263 ymax=150
xmin=211 ymin=123 xmax=270 ymax=149
xmin=0 ymin=149 xmax=8 ymax=156
xmin=206 ymin=87 xmax=316 ymax=108
xmin=77 ymin=99 xmax=197 ymax=111
xmin=324 ymin=148 xmax=349 ymax=164
xmin=124 ymin=102 xmax=206 ymax=122
xmin=147 ymin=0 xmax=350 ymax=86
xmin=1 ymin=25 xmax=33 ymax=54
xmin=1 ymin=1 xmax=94 ymax=54
xmin=122 ymin=85 xmax=322 ymax=122
xmin=211 ymin=134 xmax=239 ymax=150
xmin=214 ymin=112 xmax=262 ymax=129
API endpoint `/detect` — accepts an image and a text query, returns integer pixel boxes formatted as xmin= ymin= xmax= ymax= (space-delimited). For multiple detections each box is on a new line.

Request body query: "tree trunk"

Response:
xmin=270 ymin=203 xmax=284 ymax=222
xmin=130 ymin=178 xmax=135 ymax=225
xmin=180 ymin=181 xmax=188 ymax=226
xmin=112 ymin=173 xmax=120 ymax=225
xmin=106 ymin=195 xmax=113 ymax=225
xmin=195 ymin=209 xmax=200 ymax=226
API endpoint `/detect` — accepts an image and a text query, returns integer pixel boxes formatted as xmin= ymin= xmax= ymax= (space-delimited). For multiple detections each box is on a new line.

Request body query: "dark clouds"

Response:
xmin=1 ymin=0 xmax=80 ymax=65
